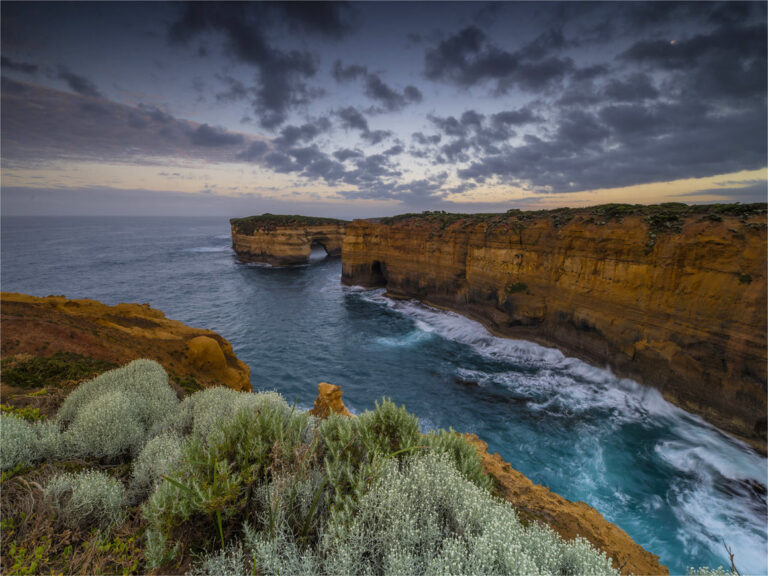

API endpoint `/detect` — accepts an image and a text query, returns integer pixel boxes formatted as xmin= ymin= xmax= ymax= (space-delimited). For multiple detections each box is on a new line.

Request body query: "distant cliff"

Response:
xmin=342 ymin=204 xmax=768 ymax=452
xmin=230 ymin=214 xmax=347 ymax=266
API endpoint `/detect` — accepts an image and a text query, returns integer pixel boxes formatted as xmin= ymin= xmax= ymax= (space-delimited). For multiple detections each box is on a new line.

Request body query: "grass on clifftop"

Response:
xmin=377 ymin=202 xmax=767 ymax=231
xmin=230 ymin=214 xmax=348 ymax=235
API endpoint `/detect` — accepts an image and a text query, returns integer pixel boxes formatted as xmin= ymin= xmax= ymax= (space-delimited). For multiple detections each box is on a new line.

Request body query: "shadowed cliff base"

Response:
xmin=230 ymin=213 xmax=348 ymax=266
xmin=341 ymin=203 xmax=768 ymax=454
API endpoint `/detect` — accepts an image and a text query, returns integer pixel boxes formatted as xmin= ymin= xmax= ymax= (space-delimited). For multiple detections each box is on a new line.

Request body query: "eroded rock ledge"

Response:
xmin=230 ymin=214 xmax=347 ymax=266
xmin=311 ymin=383 xmax=667 ymax=575
xmin=341 ymin=204 xmax=768 ymax=452
xmin=1 ymin=292 xmax=251 ymax=392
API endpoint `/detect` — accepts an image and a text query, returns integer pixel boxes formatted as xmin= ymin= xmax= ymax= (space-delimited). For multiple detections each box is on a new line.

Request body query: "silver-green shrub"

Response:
xmin=44 ymin=469 xmax=126 ymax=531
xmin=58 ymin=358 xmax=177 ymax=430
xmin=189 ymin=544 xmax=252 ymax=576
xmin=1 ymin=413 xmax=38 ymax=470
xmin=423 ymin=428 xmax=493 ymax=491
xmin=63 ymin=390 xmax=145 ymax=459
xmin=130 ymin=432 xmax=183 ymax=499
xmin=57 ymin=359 xmax=178 ymax=460
xmin=0 ymin=414 xmax=64 ymax=470
xmin=33 ymin=419 xmax=63 ymax=460
xmin=313 ymin=452 xmax=618 ymax=576
xmin=169 ymin=387 xmax=290 ymax=444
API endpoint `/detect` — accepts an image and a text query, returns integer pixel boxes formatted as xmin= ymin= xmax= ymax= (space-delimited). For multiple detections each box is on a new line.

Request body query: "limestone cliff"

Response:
xmin=1 ymin=292 xmax=251 ymax=392
xmin=341 ymin=204 xmax=768 ymax=452
xmin=230 ymin=214 xmax=347 ymax=266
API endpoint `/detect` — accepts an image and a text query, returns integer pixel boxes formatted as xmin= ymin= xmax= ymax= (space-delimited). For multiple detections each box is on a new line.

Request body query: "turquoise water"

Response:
xmin=2 ymin=216 xmax=766 ymax=575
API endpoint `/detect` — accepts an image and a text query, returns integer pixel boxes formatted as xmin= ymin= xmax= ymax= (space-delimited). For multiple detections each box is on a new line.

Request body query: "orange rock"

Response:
xmin=464 ymin=434 xmax=668 ymax=576
xmin=309 ymin=382 xmax=352 ymax=418
xmin=341 ymin=206 xmax=767 ymax=453
xmin=231 ymin=216 xmax=347 ymax=266
xmin=1 ymin=292 xmax=251 ymax=392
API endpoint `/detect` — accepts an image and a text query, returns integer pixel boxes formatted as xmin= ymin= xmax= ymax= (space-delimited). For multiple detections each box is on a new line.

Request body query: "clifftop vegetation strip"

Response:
xmin=230 ymin=214 xmax=348 ymax=235
xmin=376 ymin=202 xmax=767 ymax=231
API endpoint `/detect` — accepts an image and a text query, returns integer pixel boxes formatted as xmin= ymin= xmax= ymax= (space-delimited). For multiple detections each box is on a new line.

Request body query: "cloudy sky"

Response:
xmin=2 ymin=1 xmax=766 ymax=217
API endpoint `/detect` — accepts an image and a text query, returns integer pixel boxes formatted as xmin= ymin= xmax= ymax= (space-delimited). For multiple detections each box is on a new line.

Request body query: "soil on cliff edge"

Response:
xmin=1 ymin=292 xmax=251 ymax=418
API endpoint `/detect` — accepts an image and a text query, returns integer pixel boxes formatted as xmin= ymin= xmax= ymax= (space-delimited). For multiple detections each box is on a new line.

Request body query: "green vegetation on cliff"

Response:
xmin=1 ymin=360 xmax=621 ymax=575
xmin=377 ymin=202 xmax=767 ymax=231
xmin=230 ymin=214 xmax=348 ymax=235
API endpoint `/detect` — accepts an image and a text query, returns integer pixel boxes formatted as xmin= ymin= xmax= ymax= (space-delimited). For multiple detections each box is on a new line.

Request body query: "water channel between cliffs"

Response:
xmin=2 ymin=216 xmax=766 ymax=575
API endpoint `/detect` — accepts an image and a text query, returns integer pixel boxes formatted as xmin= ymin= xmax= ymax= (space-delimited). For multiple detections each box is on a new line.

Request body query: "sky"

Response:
xmin=1 ymin=1 xmax=766 ymax=218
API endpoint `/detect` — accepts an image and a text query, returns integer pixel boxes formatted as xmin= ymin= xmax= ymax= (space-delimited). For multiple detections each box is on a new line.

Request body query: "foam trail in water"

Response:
xmin=184 ymin=246 xmax=232 ymax=253
xmin=348 ymin=287 xmax=768 ymax=573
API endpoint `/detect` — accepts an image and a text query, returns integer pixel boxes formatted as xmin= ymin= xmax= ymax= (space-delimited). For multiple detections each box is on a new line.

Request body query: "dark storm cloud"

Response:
xmin=237 ymin=140 xmax=270 ymax=161
xmin=620 ymin=23 xmax=767 ymax=102
xmin=189 ymin=124 xmax=244 ymax=147
xmin=457 ymin=101 xmax=767 ymax=192
xmin=620 ymin=24 xmax=766 ymax=71
xmin=272 ymin=118 xmax=332 ymax=149
xmin=168 ymin=2 xmax=353 ymax=128
xmin=427 ymin=107 xmax=541 ymax=162
xmin=1 ymin=77 xmax=251 ymax=164
xmin=424 ymin=25 xmax=574 ymax=93
xmin=333 ymin=59 xmax=423 ymax=111
xmin=332 ymin=148 xmax=363 ymax=162
xmin=332 ymin=60 xmax=367 ymax=82
xmin=601 ymin=73 xmax=658 ymax=102
xmin=335 ymin=106 xmax=392 ymax=144
xmin=412 ymin=132 xmax=441 ymax=146
xmin=1 ymin=56 xmax=38 ymax=74
xmin=56 ymin=66 xmax=103 ymax=98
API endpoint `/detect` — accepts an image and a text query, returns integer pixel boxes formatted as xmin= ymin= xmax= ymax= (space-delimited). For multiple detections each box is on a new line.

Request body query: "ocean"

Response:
xmin=2 ymin=215 xmax=766 ymax=575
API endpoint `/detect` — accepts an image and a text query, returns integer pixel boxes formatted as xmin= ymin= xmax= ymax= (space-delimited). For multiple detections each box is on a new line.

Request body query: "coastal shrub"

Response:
xmin=129 ymin=432 xmax=184 ymax=499
xmin=357 ymin=398 xmax=420 ymax=455
xmin=1 ymin=414 xmax=38 ymax=470
xmin=423 ymin=428 xmax=492 ymax=491
xmin=143 ymin=398 xmax=311 ymax=568
xmin=34 ymin=419 xmax=63 ymax=460
xmin=63 ymin=390 xmax=146 ymax=459
xmin=190 ymin=544 xmax=251 ymax=576
xmin=57 ymin=358 xmax=177 ymax=431
xmin=0 ymin=414 xmax=64 ymax=470
xmin=44 ymin=469 xmax=126 ymax=531
xmin=169 ymin=387 xmax=291 ymax=444
xmin=318 ymin=452 xmax=618 ymax=576
xmin=57 ymin=359 xmax=178 ymax=459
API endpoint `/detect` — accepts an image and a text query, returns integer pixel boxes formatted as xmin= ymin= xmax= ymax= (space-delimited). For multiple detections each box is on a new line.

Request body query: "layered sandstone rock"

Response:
xmin=341 ymin=204 xmax=767 ymax=452
xmin=309 ymin=382 xmax=353 ymax=418
xmin=230 ymin=214 xmax=347 ymax=266
xmin=1 ymin=292 xmax=251 ymax=392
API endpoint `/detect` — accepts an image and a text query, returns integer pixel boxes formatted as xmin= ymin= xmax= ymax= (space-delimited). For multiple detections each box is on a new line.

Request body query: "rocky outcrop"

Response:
xmin=230 ymin=214 xmax=347 ymax=266
xmin=1 ymin=292 xmax=251 ymax=392
xmin=464 ymin=434 xmax=667 ymax=575
xmin=309 ymin=382 xmax=353 ymax=418
xmin=308 ymin=384 xmax=666 ymax=575
xmin=341 ymin=204 xmax=768 ymax=452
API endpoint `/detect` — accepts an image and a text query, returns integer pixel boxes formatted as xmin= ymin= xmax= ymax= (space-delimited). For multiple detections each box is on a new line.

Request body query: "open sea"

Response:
xmin=2 ymin=216 xmax=766 ymax=575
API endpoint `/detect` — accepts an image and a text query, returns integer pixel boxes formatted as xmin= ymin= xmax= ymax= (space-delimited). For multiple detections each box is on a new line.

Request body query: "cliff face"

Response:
xmin=342 ymin=205 xmax=768 ymax=451
xmin=1 ymin=292 xmax=251 ymax=392
xmin=230 ymin=214 xmax=347 ymax=265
